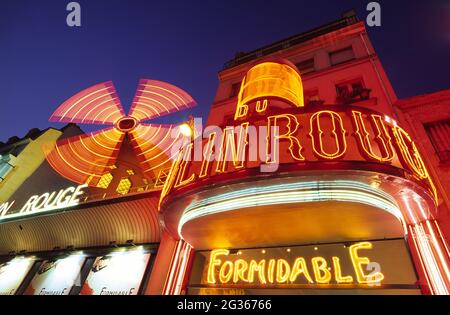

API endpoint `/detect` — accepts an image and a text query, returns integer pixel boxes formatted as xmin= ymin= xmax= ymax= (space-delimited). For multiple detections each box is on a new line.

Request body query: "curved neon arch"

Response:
xmin=178 ymin=180 xmax=405 ymax=239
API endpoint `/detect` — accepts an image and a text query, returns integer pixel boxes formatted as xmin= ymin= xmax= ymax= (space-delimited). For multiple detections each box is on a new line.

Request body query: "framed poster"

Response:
xmin=24 ymin=254 xmax=86 ymax=295
xmin=0 ymin=257 xmax=35 ymax=295
xmin=80 ymin=249 xmax=151 ymax=295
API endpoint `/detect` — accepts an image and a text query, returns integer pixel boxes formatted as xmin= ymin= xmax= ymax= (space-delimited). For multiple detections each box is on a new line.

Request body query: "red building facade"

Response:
xmin=395 ymin=90 xmax=450 ymax=244
xmin=156 ymin=12 xmax=450 ymax=295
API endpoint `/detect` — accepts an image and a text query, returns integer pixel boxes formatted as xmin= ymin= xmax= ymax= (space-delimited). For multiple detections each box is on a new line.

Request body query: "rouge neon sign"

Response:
xmin=0 ymin=184 xmax=87 ymax=221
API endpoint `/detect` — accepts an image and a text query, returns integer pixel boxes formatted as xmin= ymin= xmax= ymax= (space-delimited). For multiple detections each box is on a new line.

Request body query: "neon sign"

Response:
xmin=159 ymin=60 xmax=437 ymax=205
xmin=45 ymin=79 xmax=197 ymax=187
xmin=206 ymin=242 xmax=384 ymax=285
xmin=162 ymin=107 xmax=437 ymax=204
xmin=234 ymin=61 xmax=304 ymax=120
xmin=0 ymin=184 xmax=87 ymax=221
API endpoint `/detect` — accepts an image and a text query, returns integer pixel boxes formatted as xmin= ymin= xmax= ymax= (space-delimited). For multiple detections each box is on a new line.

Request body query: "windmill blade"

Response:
xmin=50 ymin=81 xmax=125 ymax=125
xmin=128 ymin=79 xmax=197 ymax=122
xmin=43 ymin=127 xmax=125 ymax=185
xmin=129 ymin=123 xmax=188 ymax=178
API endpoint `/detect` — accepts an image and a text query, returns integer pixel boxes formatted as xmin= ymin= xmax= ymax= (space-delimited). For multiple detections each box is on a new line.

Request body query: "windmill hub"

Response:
xmin=116 ymin=116 xmax=138 ymax=132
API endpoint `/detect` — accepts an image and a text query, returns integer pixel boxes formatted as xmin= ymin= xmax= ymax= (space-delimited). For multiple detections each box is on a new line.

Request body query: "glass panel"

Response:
xmin=116 ymin=178 xmax=131 ymax=195
xmin=97 ymin=173 xmax=113 ymax=189
xmin=330 ymin=47 xmax=355 ymax=65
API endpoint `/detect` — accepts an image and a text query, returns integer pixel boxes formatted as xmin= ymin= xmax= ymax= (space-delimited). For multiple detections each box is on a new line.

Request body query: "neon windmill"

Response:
xmin=44 ymin=79 xmax=196 ymax=186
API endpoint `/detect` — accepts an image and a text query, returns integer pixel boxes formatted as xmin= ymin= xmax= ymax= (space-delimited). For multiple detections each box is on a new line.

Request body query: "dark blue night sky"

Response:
xmin=0 ymin=0 xmax=449 ymax=141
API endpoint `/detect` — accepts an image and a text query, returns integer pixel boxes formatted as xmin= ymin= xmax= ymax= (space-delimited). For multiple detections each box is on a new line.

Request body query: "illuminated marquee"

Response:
xmin=165 ymin=107 xmax=437 ymax=203
xmin=161 ymin=61 xmax=437 ymax=204
xmin=207 ymin=242 xmax=383 ymax=285
xmin=234 ymin=61 xmax=304 ymax=120
xmin=185 ymin=239 xmax=419 ymax=291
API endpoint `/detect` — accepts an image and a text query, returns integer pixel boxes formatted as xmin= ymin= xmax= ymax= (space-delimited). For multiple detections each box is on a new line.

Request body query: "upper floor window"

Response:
xmin=330 ymin=46 xmax=355 ymax=66
xmin=116 ymin=178 xmax=132 ymax=195
xmin=0 ymin=154 xmax=14 ymax=182
xmin=304 ymin=89 xmax=324 ymax=106
xmin=295 ymin=58 xmax=315 ymax=75
xmin=424 ymin=119 xmax=450 ymax=162
xmin=0 ymin=162 xmax=13 ymax=182
xmin=335 ymin=78 xmax=371 ymax=104
xmin=230 ymin=82 xmax=241 ymax=98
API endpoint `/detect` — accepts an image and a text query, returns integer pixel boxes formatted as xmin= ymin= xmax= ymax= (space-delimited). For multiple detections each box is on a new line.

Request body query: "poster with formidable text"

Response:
xmin=0 ymin=257 xmax=35 ymax=295
xmin=80 ymin=250 xmax=150 ymax=295
xmin=24 ymin=254 xmax=86 ymax=295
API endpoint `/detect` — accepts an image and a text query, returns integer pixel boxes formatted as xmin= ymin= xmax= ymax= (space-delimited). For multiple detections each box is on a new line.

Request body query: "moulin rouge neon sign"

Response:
xmin=161 ymin=61 xmax=437 ymax=202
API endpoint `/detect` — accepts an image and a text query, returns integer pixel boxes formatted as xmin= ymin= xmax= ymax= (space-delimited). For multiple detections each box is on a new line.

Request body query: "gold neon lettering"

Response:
xmin=310 ymin=110 xmax=347 ymax=159
xmin=234 ymin=81 xmax=247 ymax=120
xmin=159 ymin=148 xmax=184 ymax=206
xmin=332 ymin=256 xmax=353 ymax=283
xmin=207 ymin=249 xmax=229 ymax=284
xmin=276 ymin=259 xmax=291 ymax=283
xmin=268 ymin=259 xmax=275 ymax=284
xmin=216 ymin=123 xmax=249 ymax=173
xmin=349 ymin=242 xmax=384 ymax=284
xmin=266 ymin=114 xmax=304 ymax=164
xmin=208 ymin=242 xmax=384 ymax=286
xmin=248 ymin=260 xmax=266 ymax=284
xmin=391 ymin=125 xmax=438 ymax=202
xmin=234 ymin=103 xmax=248 ymax=120
xmin=256 ymin=99 xmax=268 ymax=113
xmin=352 ymin=111 xmax=394 ymax=162
xmin=199 ymin=132 xmax=217 ymax=178
xmin=311 ymin=257 xmax=332 ymax=283
xmin=392 ymin=126 xmax=427 ymax=178
xmin=174 ymin=143 xmax=196 ymax=188
xmin=289 ymin=257 xmax=314 ymax=283
xmin=235 ymin=62 xmax=304 ymax=121
xmin=219 ymin=261 xmax=233 ymax=283
xmin=233 ymin=259 xmax=249 ymax=283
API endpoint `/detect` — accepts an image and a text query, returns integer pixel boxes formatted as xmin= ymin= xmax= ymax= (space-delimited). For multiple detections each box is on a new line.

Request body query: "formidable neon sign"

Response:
xmin=206 ymin=242 xmax=384 ymax=285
